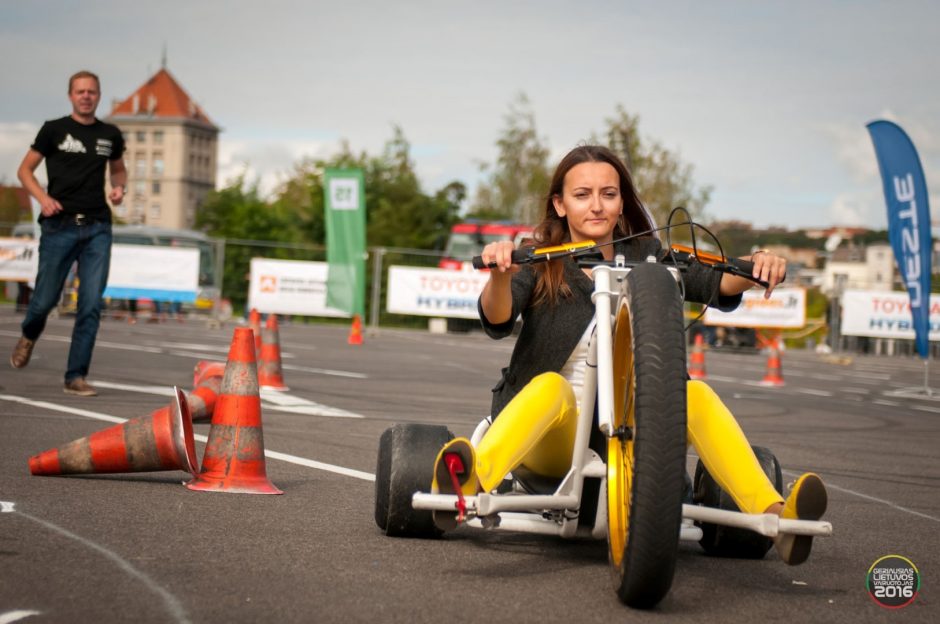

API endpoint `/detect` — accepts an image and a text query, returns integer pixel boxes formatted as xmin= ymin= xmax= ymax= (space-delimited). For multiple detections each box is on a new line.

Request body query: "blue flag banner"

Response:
xmin=866 ymin=120 xmax=933 ymax=358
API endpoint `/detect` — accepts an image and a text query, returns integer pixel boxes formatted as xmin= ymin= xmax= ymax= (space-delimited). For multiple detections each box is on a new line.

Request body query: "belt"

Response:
xmin=57 ymin=213 xmax=108 ymax=226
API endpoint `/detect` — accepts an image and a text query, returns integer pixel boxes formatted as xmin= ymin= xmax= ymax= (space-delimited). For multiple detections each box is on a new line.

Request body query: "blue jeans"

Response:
xmin=21 ymin=219 xmax=112 ymax=383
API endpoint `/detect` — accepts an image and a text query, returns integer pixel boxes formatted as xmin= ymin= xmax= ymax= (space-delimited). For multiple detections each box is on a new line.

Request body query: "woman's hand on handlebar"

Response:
xmin=481 ymin=241 xmax=522 ymax=276
xmin=749 ymin=250 xmax=787 ymax=298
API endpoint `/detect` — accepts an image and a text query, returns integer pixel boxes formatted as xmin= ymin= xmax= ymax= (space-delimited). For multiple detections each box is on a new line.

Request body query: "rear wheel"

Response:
xmin=607 ymin=263 xmax=688 ymax=609
xmin=375 ymin=423 xmax=453 ymax=537
xmin=694 ymin=445 xmax=783 ymax=558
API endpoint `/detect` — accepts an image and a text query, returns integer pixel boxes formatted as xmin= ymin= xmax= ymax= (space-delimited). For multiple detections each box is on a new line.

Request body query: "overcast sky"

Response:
xmin=1 ymin=1 xmax=937 ymax=229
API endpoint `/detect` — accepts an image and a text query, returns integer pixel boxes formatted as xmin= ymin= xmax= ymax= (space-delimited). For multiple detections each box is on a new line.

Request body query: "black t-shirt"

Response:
xmin=31 ymin=116 xmax=125 ymax=221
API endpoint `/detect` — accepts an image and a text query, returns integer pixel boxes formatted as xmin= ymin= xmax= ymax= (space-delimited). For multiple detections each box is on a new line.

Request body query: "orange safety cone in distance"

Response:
xmin=186 ymin=327 xmax=282 ymax=494
xmin=348 ymin=314 xmax=364 ymax=345
xmin=29 ymin=388 xmax=198 ymax=477
xmin=258 ymin=315 xmax=289 ymax=391
xmin=760 ymin=340 xmax=785 ymax=386
xmin=688 ymin=332 xmax=707 ymax=380
xmin=248 ymin=308 xmax=263 ymax=356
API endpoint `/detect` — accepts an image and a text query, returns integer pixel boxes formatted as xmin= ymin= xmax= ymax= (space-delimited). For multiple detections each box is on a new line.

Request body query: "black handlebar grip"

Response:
xmin=471 ymin=248 xmax=532 ymax=270
xmin=728 ymin=257 xmax=786 ymax=286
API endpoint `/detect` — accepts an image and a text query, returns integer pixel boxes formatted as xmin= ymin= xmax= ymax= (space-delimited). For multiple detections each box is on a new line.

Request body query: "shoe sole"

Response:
xmin=63 ymin=388 xmax=97 ymax=397
xmin=777 ymin=475 xmax=827 ymax=565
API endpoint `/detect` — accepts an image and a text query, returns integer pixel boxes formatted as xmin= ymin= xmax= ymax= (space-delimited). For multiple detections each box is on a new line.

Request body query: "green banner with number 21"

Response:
xmin=325 ymin=168 xmax=366 ymax=317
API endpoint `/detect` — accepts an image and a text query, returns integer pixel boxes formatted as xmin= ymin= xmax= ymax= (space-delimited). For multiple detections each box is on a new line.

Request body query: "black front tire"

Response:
xmin=375 ymin=423 xmax=453 ymax=538
xmin=693 ymin=445 xmax=783 ymax=558
xmin=608 ymin=262 xmax=688 ymax=609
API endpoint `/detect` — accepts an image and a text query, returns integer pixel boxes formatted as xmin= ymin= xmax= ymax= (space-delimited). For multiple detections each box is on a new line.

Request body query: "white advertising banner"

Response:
xmin=248 ymin=258 xmax=347 ymax=317
xmin=104 ymin=244 xmax=199 ymax=302
xmin=0 ymin=237 xmax=39 ymax=282
xmin=704 ymin=287 xmax=806 ymax=329
xmin=841 ymin=289 xmax=940 ymax=340
xmin=387 ymin=266 xmax=487 ymax=319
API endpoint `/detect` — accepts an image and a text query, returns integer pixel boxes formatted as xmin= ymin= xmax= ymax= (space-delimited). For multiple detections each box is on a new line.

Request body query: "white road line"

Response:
xmin=87 ymin=381 xmax=365 ymax=419
xmin=912 ymin=405 xmax=940 ymax=414
xmin=842 ymin=388 xmax=870 ymax=394
xmin=0 ymin=395 xmax=125 ymax=424
xmin=873 ymin=400 xmax=900 ymax=407
xmin=2 ymin=503 xmax=190 ymax=624
xmin=780 ymin=473 xmax=940 ymax=524
xmin=794 ymin=388 xmax=834 ymax=397
xmin=0 ymin=394 xmax=372 ymax=481
xmin=0 ymin=611 xmax=42 ymax=624
xmin=281 ymin=363 xmax=368 ymax=379
xmin=93 ymin=381 xmax=176 ymax=397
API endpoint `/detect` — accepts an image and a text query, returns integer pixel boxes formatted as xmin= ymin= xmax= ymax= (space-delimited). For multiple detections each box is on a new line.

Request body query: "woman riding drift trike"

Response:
xmin=374 ymin=145 xmax=832 ymax=609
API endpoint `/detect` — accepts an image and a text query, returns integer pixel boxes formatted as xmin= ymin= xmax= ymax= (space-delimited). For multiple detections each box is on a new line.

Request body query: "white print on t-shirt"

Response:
xmin=95 ymin=138 xmax=113 ymax=157
xmin=58 ymin=134 xmax=86 ymax=153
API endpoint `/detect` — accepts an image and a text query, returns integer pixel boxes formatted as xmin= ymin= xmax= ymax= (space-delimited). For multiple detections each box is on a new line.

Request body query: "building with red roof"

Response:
xmin=108 ymin=66 xmax=219 ymax=229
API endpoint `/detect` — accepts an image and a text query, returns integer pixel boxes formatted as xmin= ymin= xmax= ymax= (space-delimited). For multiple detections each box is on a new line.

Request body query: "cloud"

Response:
xmin=217 ymin=138 xmax=329 ymax=198
xmin=828 ymin=189 xmax=882 ymax=227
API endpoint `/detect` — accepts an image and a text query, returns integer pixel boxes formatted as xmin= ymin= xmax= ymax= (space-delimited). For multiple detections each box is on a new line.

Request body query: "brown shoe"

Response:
xmin=64 ymin=377 xmax=98 ymax=397
xmin=11 ymin=337 xmax=35 ymax=368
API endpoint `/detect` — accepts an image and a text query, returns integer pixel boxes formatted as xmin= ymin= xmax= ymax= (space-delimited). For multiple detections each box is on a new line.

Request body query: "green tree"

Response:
xmin=365 ymin=127 xmax=461 ymax=248
xmin=598 ymin=105 xmax=712 ymax=235
xmin=470 ymin=93 xmax=551 ymax=224
xmin=196 ymin=175 xmax=301 ymax=309
xmin=0 ymin=187 xmax=28 ymax=234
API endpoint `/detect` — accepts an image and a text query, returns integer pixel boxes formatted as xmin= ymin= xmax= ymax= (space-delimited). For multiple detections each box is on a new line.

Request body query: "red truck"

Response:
xmin=439 ymin=220 xmax=533 ymax=270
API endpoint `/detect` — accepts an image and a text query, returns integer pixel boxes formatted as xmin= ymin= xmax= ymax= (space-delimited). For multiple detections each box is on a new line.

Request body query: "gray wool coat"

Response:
xmin=479 ymin=236 xmax=743 ymax=418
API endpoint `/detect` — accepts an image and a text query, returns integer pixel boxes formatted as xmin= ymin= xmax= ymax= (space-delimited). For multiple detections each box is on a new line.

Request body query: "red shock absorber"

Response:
xmin=444 ymin=453 xmax=467 ymax=522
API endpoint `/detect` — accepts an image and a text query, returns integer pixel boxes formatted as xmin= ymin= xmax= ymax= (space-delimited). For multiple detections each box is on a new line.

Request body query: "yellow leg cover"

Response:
xmin=687 ymin=380 xmax=784 ymax=514
xmin=475 ymin=372 xmax=579 ymax=493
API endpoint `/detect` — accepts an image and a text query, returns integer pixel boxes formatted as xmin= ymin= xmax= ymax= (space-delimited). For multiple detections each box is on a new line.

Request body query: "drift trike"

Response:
xmin=373 ymin=229 xmax=832 ymax=609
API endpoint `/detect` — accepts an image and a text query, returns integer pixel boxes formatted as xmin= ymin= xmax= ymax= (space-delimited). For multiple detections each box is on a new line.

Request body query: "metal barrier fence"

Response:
xmin=217 ymin=238 xmax=447 ymax=331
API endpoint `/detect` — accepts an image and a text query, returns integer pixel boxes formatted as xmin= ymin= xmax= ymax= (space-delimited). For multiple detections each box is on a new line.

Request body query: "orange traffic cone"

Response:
xmin=186 ymin=327 xmax=282 ymax=494
xmin=29 ymin=388 xmax=198 ymax=477
xmin=688 ymin=333 xmax=707 ymax=380
xmin=248 ymin=308 xmax=263 ymax=355
xmin=348 ymin=314 xmax=364 ymax=345
xmin=188 ymin=373 xmax=224 ymax=424
xmin=193 ymin=360 xmax=226 ymax=388
xmin=760 ymin=340 xmax=785 ymax=387
xmin=259 ymin=315 xmax=289 ymax=391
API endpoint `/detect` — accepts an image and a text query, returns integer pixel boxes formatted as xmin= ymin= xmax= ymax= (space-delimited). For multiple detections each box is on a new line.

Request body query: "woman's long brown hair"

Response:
xmin=530 ymin=145 xmax=652 ymax=305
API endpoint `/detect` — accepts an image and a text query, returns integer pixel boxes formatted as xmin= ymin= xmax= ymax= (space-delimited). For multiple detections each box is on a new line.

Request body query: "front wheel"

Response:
xmin=607 ymin=262 xmax=688 ymax=609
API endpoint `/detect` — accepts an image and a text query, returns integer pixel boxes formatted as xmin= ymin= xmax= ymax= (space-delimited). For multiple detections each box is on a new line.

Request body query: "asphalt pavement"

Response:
xmin=1 ymin=305 xmax=937 ymax=623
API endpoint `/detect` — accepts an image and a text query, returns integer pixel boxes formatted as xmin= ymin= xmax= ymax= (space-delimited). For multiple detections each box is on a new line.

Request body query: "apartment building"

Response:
xmin=107 ymin=67 xmax=219 ymax=229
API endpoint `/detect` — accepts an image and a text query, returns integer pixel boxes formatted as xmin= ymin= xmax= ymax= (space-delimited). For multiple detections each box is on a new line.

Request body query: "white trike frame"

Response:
xmin=412 ymin=256 xmax=833 ymax=544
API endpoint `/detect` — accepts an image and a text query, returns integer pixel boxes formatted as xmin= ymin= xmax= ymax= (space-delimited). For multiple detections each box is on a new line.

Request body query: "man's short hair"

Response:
xmin=68 ymin=70 xmax=100 ymax=93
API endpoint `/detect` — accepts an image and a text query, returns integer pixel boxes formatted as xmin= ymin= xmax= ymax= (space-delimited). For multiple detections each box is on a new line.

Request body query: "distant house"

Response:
xmin=107 ymin=66 xmax=219 ymax=229
xmin=821 ymin=243 xmax=895 ymax=295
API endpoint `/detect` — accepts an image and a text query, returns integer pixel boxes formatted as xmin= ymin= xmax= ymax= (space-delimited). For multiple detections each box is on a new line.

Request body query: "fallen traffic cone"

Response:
xmin=259 ymin=315 xmax=289 ymax=391
xmin=688 ymin=333 xmax=707 ymax=380
xmin=186 ymin=327 xmax=282 ymax=494
xmin=248 ymin=308 xmax=263 ymax=355
xmin=760 ymin=340 xmax=785 ymax=387
xmin=193 ymin=360 xmax=226 ymax=388
xmin=348 ymin=314 xmax=363 ymax=345
xmin=30 ymin=388 xmax=198 ymax=477
xmin=188 ymin=371 xmax=224 ymax=424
